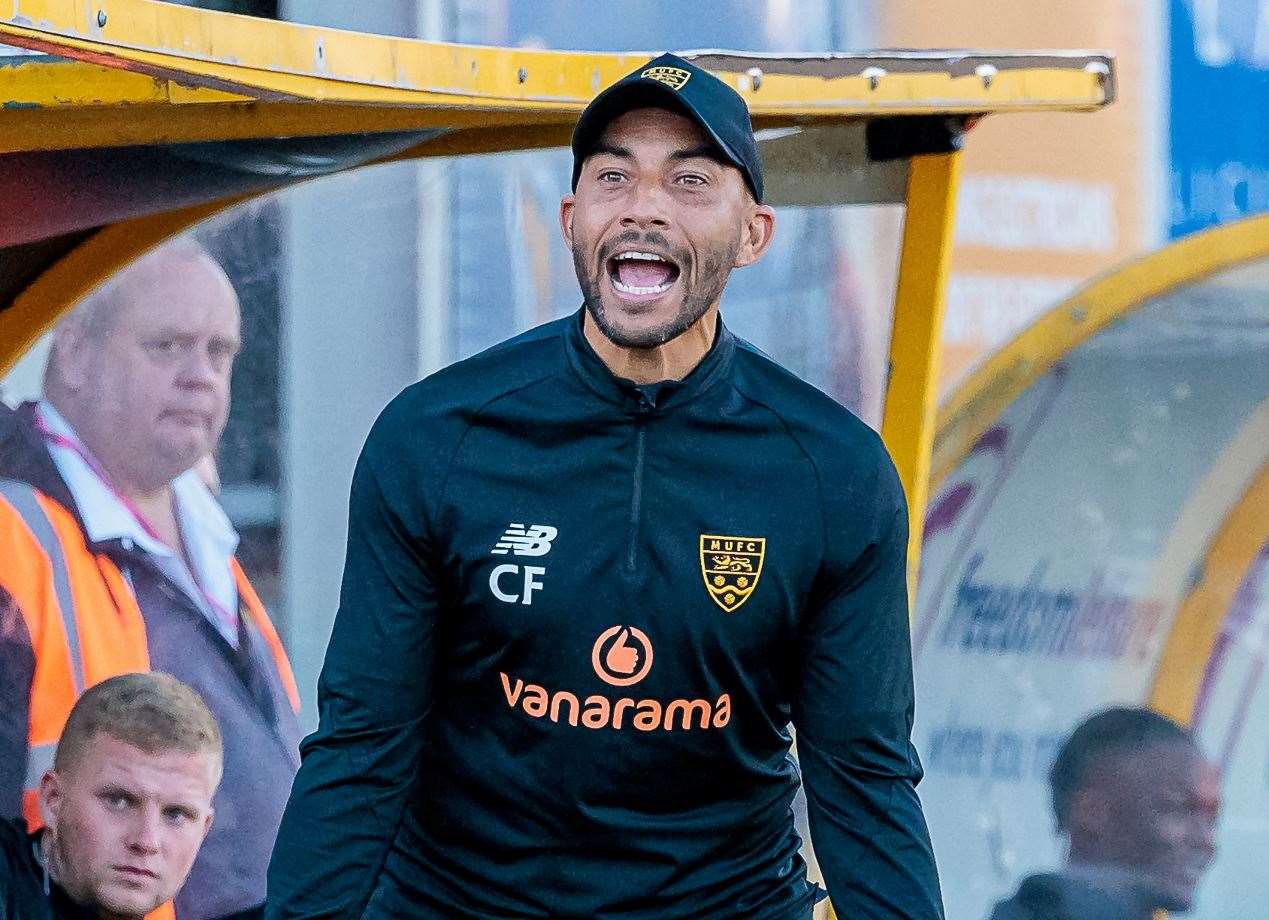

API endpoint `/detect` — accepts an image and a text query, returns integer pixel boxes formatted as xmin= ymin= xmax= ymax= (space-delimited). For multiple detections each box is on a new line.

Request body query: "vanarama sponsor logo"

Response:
xmin=592 ymin=624 xmax=653 ymax=687
xmin=497 ymin=624 xmax=731 ymax=732
xmin=498 ymin=673 xmax=731 ymax=731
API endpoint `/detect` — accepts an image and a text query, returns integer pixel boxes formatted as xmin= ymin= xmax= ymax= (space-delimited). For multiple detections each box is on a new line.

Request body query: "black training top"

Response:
xmin=266 ymin=311 xmax=943 ymax=920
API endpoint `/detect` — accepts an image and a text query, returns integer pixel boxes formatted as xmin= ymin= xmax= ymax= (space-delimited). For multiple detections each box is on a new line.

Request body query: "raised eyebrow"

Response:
xmin=670 ymin=145 xmax=726 ymax=166
xmin=589 ymin=143 xmax=634 ymax=162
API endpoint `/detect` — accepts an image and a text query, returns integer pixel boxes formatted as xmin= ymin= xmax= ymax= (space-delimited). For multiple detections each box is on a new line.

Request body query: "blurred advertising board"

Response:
xmin=877 ymin=3 xmax=1159 ymax=389
xmin=1168 ymin=0 xmax=1269 ymax=237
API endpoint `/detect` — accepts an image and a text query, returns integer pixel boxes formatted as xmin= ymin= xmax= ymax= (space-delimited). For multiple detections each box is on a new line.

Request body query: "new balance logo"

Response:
xmin=492 ymin=523 xmax=558 ymax=557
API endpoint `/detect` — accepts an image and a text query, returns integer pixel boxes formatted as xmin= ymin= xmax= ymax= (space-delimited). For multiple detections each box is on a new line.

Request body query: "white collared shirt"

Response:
xmin=37 ymin=400 xmax=242 ymax=647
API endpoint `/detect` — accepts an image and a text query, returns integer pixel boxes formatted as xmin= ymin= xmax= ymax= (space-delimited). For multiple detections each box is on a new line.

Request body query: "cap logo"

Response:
xmin=641 ymin=65 xmax=692 ymax=91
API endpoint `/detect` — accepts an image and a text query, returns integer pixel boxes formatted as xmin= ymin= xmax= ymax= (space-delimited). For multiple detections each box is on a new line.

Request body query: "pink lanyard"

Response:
xmin=33 ymin=407 xmax=240 ymax=638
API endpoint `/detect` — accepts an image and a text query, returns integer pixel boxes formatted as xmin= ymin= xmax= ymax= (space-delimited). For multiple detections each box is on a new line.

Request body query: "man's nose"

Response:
xmin=176 ymin=346 xmax=220 ymax=388
xmin=620 ymin=180 xmax=671 ymax=229
xmin=127 ymin=807 xmax=163 ymax=854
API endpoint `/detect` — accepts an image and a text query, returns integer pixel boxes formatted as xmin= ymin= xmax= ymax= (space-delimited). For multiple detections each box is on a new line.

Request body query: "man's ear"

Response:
xmin=39 ymin=770 xmax=64 ymax=831
xmin=559 ymin=195 xmax=576 ymax=248
xmin=1067 ymin=784 xmax=1112 ymax=841
xmin=733 ymin=204 xmax=776 ymax=269
xmin=49 ymin=317 xmax=92 ymax=393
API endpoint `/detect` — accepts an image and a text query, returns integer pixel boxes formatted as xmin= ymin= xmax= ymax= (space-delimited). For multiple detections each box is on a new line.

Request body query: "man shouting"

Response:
xmin=267 ymin=53 xmax=943 ymax=920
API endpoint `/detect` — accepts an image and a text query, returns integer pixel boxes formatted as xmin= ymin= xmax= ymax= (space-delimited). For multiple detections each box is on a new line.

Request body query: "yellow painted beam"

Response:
xmin=0 ymin=0 xmax=1113 ymax=150
xmin=882 ymin=152 xmax=963 ymax=591
xmin=0 ymin=56 xmax=249 ymax=106
xmin=0 ymin=97 xmax=570 ymax=154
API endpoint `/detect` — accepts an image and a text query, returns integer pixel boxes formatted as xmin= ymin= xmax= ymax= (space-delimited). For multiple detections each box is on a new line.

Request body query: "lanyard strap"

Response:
xmin=34 ymin=413 xmax=166 ymax=544
xmin=33 ymin=407 xmax=240 ymax=636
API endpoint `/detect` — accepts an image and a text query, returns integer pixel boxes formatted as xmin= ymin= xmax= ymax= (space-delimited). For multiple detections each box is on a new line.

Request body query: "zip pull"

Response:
xmin=633 ymin=386 xmax=658 ymax=416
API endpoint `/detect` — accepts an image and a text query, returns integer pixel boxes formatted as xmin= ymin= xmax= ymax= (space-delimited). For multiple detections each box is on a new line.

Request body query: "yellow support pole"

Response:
xmin=881 ymin=151 xmax=963 ymax=593
xmin=823 ymin=150 xmax=961 ymax=920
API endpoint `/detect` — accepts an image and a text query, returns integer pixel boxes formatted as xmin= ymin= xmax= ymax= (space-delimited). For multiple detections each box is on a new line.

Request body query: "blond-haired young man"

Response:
xmin=0 ymin=672 xmax=222 ymax=920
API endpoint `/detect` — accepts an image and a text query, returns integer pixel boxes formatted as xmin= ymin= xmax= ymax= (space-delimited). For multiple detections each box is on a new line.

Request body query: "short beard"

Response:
xmin=573 ymin=235 xmax=735 ymax=350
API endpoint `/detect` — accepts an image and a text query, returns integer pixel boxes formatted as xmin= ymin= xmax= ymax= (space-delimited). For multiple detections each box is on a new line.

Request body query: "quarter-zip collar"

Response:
xmin=563 ymin=307 xmax=736 ymax=415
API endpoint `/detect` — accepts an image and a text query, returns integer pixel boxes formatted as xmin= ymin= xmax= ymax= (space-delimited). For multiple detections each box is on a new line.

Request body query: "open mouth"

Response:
xmin=606 ymin=250 xmax=681 ymax=299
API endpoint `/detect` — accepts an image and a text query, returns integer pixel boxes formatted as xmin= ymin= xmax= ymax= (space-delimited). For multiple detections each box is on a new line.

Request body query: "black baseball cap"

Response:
xmin=571 ymin=52 xmax=764 ymax=203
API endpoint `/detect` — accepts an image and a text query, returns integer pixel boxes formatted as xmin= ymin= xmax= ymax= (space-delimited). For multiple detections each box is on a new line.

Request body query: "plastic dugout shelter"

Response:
xmin=0 ymin=0 xmax=1116 ymax=914
xmin=914 ymin=214 xmax=1269 ymax=918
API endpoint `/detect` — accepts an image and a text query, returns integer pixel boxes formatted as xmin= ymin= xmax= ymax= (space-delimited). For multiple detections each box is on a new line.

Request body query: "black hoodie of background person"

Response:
xmin=988 ymin=870 xmax=1158 ymax=920
xmin=0 ymin=817 xmax=94 ymax=920
xmin=266 ymin=310 xmax=943 ymax=920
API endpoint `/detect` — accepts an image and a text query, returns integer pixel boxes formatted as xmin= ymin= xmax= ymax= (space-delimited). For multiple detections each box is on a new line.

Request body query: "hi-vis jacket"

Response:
xmin=0 ymin=482 xmax=296 ymax=816
xmin=0 ymin=402 xmax=300 ymax=920
xmin=268 ymin=311 xmax=944 ymax=920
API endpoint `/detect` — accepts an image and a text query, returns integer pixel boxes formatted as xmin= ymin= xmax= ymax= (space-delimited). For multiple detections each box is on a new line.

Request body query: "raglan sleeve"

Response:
xmin=792 ymin=445 xmax=944 ymax=919
xmin=265 ymin=398 xmax=444 ymax=919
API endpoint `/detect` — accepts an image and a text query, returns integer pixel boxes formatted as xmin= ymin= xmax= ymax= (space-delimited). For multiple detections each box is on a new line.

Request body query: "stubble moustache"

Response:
xmin=574 ymin=229 xmax=737 ymax=349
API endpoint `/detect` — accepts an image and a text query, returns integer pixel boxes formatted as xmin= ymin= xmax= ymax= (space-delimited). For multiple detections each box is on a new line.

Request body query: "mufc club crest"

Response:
xmin=700 ymin=534 xmax=765 ymax=613
xmin=641 ymin=65 xmax=692 ymax=90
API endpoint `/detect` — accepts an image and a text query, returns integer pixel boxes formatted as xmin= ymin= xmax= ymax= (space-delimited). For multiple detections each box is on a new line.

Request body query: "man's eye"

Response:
xmin=104 ymin=794 xmax=130 ymax=810
xmin=163 ymin=807 xmax=192 ymax=825
xmin=597 ymin=170 xmax=625 ymax=182
xmin=148 ymin=340 xmax=180 ymax=354
xmin=676 ymin=174 xmax=707 ymax=186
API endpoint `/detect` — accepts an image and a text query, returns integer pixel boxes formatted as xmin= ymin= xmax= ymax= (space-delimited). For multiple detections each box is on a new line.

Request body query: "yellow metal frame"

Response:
xmin=883 ymin=152 xmax=963 ymax=585
xmin=1150 ymin=457 xmax=1268 ymax=724
xmin=2 ymin=0 xmax=1111 ymax=110
xmin=1 ymin=0 xmax=1112 ymax=156
xmin=932 ymin=213 xmax=1269 ymax=493
xmin=0 ymin=57 xmax=571 ymax=153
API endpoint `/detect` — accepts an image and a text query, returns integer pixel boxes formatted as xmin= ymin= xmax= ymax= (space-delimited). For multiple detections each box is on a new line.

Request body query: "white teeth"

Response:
xmin=615 ymin=251 xmax=667 ymax=263
xmin=612 ymin=278 xmax=673 ymax=295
